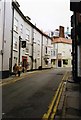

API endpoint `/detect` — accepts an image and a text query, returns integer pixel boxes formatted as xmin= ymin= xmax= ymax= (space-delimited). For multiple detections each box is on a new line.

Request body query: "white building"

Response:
xmin=0 ymin=0 xmax=52 ymax=78
xmin=0 ymin=0 xmax=12 ymax=78
xmin=51 ymin=37 xmax=72 ymax=68
xmin=42 ymin=35 xmax=51 ymax=69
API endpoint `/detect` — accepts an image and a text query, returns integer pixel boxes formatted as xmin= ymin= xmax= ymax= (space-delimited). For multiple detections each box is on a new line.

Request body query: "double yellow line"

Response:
xmin=42 ymin=71 xmax=69 ymax=120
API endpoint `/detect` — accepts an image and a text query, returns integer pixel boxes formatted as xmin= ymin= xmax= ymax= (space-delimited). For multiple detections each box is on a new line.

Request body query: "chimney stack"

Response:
xmin=59 ymin=26 xmax=64 ymax=38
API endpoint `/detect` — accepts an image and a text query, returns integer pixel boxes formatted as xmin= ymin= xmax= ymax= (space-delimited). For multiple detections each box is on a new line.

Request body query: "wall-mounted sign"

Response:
xmin=22 ymin=41 xmax=26 ymax=48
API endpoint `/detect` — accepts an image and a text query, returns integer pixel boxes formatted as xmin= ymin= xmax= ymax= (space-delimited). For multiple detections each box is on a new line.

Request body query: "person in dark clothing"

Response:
xmin=17 ymin=64 xmax=22 ymax=76
xmin=13 ymin=63 xmax=17 ymax=76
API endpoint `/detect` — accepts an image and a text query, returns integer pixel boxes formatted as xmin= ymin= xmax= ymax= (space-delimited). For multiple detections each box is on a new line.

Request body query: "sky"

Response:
xmin=17 ymin=0 xmax=73 ymax=32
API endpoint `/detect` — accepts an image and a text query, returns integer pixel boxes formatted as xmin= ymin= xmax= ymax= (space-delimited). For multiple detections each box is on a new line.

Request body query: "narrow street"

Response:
xmin=2 ymin=68 xmax=71 ymax=118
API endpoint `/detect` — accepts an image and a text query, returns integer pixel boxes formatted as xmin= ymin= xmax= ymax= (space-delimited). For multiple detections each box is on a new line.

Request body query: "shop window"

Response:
xmin=63 ymin=59 xmax=68 ymax=65
xmin=45 ymin=60 xmax=48 ymax=65
xmin=51 ymin=59 xmax=55 ymax=65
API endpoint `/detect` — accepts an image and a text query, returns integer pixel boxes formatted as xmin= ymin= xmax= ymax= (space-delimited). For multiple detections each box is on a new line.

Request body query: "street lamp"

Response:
xmin=19 ymin=36 xmax=22 ymax=64
xmin=19 ymin=36 xmax=26 ymax=64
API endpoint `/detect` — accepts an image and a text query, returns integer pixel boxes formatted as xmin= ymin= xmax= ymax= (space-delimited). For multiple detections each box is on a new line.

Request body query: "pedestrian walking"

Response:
xmin=13 ymin=63 xmax=18 ymax=76
xmin=17 ymin=64 xmax=22 ymax=77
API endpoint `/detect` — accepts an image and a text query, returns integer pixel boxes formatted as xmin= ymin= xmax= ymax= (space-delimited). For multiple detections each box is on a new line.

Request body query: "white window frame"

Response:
xmin=25 ymin=42 xmax=29 ymax=54
xmin=33 ymin=32 xmax=36 ymax=43
xmin=38 ymin=50 xmax=40 ymax=56
xmin=20 ymin=24 xmax=23 ymax=33
xmin=13 ymin=36 xmax=18 ymax=51
xmin=26 ymin=28 xmax=30 ymax=41
xmin=45 ymin=47 xmax=47 ymax=54
xmin=38 ymin=39 xmax=40 ymax=45
xmin=14 ymin=17 xmax=18 ymax=32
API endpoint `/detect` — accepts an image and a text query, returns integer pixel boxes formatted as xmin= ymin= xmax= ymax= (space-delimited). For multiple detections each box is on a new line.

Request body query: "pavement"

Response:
xmin=0 ymin=70 xmax=81 ymax=120
xmin=0 ymin=70 xmax=40 ymax=85
xmin=56 ymin=71 xmax=81 ymax=120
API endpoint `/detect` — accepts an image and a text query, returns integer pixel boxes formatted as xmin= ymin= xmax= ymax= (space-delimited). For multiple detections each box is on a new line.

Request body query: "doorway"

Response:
xmin=58 ymin=60 xmax=61 ymax=67
xmin=22 ymin=56 xmax=27 ymax=68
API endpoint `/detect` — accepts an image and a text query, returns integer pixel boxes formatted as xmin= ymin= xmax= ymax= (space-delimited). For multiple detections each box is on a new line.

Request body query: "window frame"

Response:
xmin=26 ymin=28 xmax=30 ymax=41
xmin=14 ymin=17 xmax=18 ymax=32
xmin=13 ymin=36 xmax=18 ymax=51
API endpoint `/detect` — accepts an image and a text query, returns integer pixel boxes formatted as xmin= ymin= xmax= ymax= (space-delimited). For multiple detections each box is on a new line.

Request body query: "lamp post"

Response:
xmin=19 ymin=36 xmax=26 ymax=64
xmin=19 ymin=36 xmax=22 ymax=64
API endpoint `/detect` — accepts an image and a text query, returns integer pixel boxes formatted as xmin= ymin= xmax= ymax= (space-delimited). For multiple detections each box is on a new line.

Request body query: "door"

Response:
xmin=58 ymin=60 xmax=61 ymax=67
xmin=22 ymin=56 xmax=27 ymax=68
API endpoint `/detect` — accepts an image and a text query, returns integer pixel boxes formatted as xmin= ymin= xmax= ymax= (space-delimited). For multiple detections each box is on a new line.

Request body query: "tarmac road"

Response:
xmin=2 ymin=68 xmax=71 ymax=119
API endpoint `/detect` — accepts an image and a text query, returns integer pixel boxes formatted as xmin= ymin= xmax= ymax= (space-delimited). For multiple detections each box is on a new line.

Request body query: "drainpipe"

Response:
xmin=2 ymin=0 xmax=6 ymax=76
xmin=56 ymin=43 xmax=58 ymax=68
xmin=31 ymin=28 xmax=34 ymax=70
xmin=74 ymin=12 xmax=78 ymax=80
xmin=41 ymin=35 xmax=43 ymax=69
xmin=19 ymin=36 xmax=22 ymax=64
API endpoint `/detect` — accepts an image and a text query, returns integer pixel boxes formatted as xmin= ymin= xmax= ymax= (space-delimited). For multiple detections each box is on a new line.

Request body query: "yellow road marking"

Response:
xmin=50 ymin=83 xmax=64 ymax=119
xmin=42 ymin=71 xmax=69 ymax=119
xmin=0 ymin=70 xmax=51 ymax=86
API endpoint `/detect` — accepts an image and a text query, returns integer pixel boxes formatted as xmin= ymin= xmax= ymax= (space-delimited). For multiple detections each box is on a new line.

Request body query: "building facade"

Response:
xmin=51 ymin=37 xmax=72 ymax=68
xmin=0 ymin=0 xmax=52 ymax=78
xmin=42 ymin=36 xmax=51 ymax=69
xmin=70 ymin=1 xmax=81 ymax=81
xmin=0 ymin=0 xmax=12 ymax=78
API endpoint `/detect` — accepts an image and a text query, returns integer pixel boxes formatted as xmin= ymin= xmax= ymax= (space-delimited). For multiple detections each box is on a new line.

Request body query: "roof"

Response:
xmin=52 ymin=37 xmax=72 ymax=44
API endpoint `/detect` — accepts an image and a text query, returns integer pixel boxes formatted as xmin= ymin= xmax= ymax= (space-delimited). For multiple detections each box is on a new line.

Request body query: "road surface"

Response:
xmin=2 ymin=68 xmax=71 ymax=119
